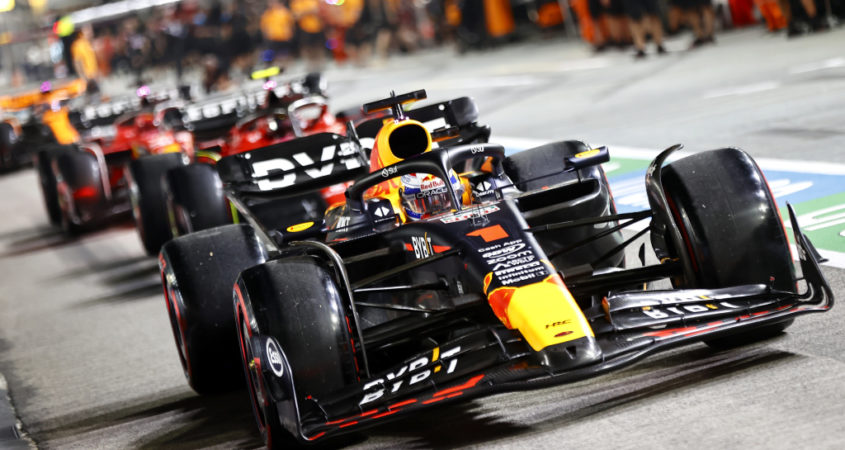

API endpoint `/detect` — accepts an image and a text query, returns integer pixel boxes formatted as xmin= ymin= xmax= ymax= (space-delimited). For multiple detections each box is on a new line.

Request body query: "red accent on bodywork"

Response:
xmin=305 ymin=432 xmax=326 ymax=441
xmin=372 ymin=410 xmax=400 ymax=419
xmin=487 ymin=288 xmax=517 ymax=328
xmin=433 ymin=374 xmax=485 ymax=398
xmin=388 ymin=399 xmax=418 ymax=410
xmin=73 ymin=185 xmax=98 ymax=199
xmin=643 ymin=326 xmax=699 ymax=338
xmin=432 ymin=245 xmax=451 ymax=253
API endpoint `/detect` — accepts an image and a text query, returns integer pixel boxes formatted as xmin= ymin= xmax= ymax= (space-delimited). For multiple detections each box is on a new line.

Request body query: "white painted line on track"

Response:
xmin=790 ymin=57 xmax=845 ymax=74
xmin=701 ymin=81 xmax=780 ymax=99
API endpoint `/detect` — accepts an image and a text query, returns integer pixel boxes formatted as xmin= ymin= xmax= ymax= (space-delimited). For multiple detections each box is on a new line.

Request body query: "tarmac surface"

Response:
xmin=1 ymin=27 xmax=844 ymax=449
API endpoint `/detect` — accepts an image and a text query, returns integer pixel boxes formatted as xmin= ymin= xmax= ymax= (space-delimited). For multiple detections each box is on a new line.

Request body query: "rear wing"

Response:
xmin=355 ymin=96 xmax=490 ymax=150
xmin=217 ymin=132 xmax=369 ymax=197
xmin=181 ymin=90 xmax=267 ymax=137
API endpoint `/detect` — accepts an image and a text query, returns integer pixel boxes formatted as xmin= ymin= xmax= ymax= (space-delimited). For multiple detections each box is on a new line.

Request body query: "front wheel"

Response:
xmin=661 ymin=148 xmax=796 ymax=346
xmin=236 ymin=256 xmax=358 ymax=447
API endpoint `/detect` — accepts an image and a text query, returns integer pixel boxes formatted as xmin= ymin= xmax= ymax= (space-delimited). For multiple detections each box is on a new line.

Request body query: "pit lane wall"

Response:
xmin=498 ymin=137 xmax=845 ymax=269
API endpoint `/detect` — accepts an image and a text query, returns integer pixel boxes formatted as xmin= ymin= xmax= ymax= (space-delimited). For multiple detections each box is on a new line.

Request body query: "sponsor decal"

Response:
xmin=441 ymin=205 xmax=500 ymax=224
xmin=411 ymin=235 xmax=433 ymax=259
xmin=478 ymin=238 xmax=547 ymax=285
xmin=360 ymin=346 xmax=461 ymax=405
xmin=266 ymin=338 xmax=285 ymax=377
xmin=469 ymin=146 xmax=485 ymax=154
xmin=641 ymin=301 xmax=740 ymax=319
xmin=184 ymin=91 xmax=267 ymax=122
xmin=252 ymin=142 xmax=362 ymax=191
xmin=286 ymin=221 xmax=314 ymax=233
xmin=473 ymin=180 xmax=493 ymax=197
xmin=373 ymin=205 xmax=392 ymax=218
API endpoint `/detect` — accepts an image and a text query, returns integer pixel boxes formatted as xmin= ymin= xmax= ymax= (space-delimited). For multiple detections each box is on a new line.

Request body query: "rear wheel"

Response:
xmin=661 ymin=148 xmax=796 ymax=347
xmin=237 ymin=256 xmax=357 ymax=447
xmin=0 ymin=122 xmax=17 ymax=170
xmin=159 ymin=224 xmax=267 ymax=394
xmin=164 ymin=163 xmax=230 ymax=237
xmin=128 ymin=153 xmax=188 ymax=255
xmin=53 ymin=149 xmax=104 ymax=234
xmin=35 ymin=146 xmax=65 ymax=225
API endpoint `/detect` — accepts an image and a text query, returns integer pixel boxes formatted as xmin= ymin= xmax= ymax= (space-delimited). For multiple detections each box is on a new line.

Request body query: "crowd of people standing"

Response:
xmin=53 ymin=0 xmax=845 ymax=92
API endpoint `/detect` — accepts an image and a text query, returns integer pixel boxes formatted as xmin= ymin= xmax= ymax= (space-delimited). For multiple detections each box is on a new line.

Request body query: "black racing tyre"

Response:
xmin=0 ymin=122 xmax=16 ymax=170
xmin=661 ymin=148 xmax=796 ymax=347
xmin=237 ymin=256 xmax=357 ymax=447
xmin=504 ymin=140 xmax=623 ymax=271
xmin=128 ymin=153 xmax=188 ymax=255
xmin=35 ymin=146 xmax=65 ymax=225
xmin=159 ymin=224 xmax=267 ymax=394
xmin=164 ymin=163 xmax=230 ymax=237
xmin=53 ymin=149 xmax=104 ymax=234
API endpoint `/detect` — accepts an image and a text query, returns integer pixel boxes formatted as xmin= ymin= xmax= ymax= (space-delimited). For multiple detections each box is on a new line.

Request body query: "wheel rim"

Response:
xmin=163 ymin=272 xmax=190 ymax=376
xmin=239 ymin=314 xmax=271 ymax=443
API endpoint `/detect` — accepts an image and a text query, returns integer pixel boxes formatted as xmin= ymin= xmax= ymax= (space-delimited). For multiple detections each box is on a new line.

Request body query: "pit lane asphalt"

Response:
xmin=1 ymin=27 xmax=844 ymax=449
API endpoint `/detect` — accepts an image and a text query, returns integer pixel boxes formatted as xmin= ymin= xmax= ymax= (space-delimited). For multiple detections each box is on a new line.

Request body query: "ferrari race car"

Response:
xmin=34 ymin=87 xmax=190 ymax=237
xmin=159 ymin=90 xmax=833 ymax=447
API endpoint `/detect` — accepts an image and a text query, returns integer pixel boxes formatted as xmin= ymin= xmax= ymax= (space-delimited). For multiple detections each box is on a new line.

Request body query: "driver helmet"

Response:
xmin=400 ymin=171 xmax=464 ymax=220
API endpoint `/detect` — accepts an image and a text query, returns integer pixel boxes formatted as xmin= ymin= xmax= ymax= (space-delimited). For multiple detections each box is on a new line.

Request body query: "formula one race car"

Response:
xmin=159 ymin=91 xmax=493 ymax=394
xmin=159 ymin=75 xmax=347 ymax=244
xmin=34 ymin=88 xmax=189 ymax=237
xmin=159 ymin=90 xmax=833 ymax=447
xmin=160 ymin=90 xmax=490 ymax=243
xmin=0 ymin=79 xmax=88 ymax=171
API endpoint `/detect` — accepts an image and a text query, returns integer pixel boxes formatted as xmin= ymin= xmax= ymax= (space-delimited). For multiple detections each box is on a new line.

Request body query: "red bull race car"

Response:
xmin=159 ymin=90 xmax=833 ymax=448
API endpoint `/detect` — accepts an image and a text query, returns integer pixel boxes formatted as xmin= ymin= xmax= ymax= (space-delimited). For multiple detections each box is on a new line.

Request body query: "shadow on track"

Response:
xmin=33 ymin=389 xmax=263 ymax=449
xmin=70 ymin=281 xmax=163 ymax=308
xmin=0 ymin=226 xmax=79 ymax=258
xmin=48 ymin=255 xmax=151 ymax=281
xmin=359 ymin=345 xmax=798 ymax=448
xmin=0 ymin=217 xmax=134 ymax=259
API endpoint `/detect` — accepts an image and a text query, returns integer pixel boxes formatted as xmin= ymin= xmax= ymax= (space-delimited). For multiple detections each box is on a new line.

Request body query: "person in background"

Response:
xmin=681 ymin=0 xmax=716 ymax=47
xmin=622 ymin=0 xmax=666 ymax=58
xmin=261 ymin=0 xmax=296 ymax=66
xmin=70 ymin=25 xmax=100 ymax=92
xmin=782 ymin=0 xmax=826 ymax=36
xmin=589 ymin=0 xmax=630 ymax=51
xmin=291 ymin=0 xmax=326 ymax=68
